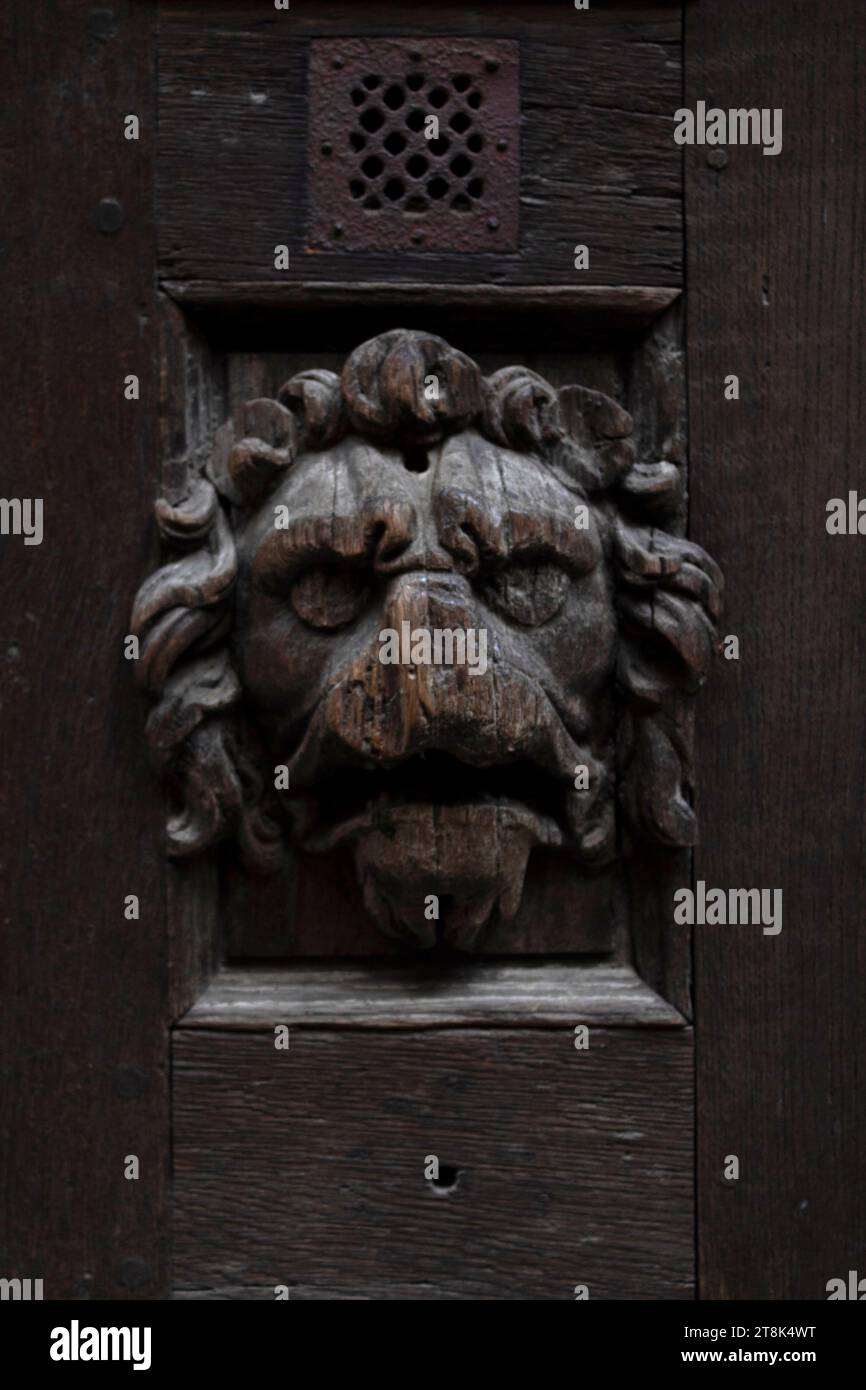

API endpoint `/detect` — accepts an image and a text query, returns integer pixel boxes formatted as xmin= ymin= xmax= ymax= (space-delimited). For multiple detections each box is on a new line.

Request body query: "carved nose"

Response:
xmin=383 ymin=571 xmax=475 ymax=631
xmin=373 ymin=506 xmax=454 ymax=576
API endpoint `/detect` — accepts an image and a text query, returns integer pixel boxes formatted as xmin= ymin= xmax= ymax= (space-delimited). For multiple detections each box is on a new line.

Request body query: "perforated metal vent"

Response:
xmin=308 ymin=39 xmax=519 ymax=252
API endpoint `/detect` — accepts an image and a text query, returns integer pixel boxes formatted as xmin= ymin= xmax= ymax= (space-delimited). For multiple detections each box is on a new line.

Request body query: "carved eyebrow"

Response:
xmin=251 ymin=503 xmax=416 ymax=585
xmin=503 ymin=506 xmax=601 ymax=573
xmin=435 ymin=488 xmax=601 ymax=575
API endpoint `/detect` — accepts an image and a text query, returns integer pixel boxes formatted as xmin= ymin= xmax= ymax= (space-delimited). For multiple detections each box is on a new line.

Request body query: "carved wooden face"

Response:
xmin=132 ymin=329 xmax=723 ymax=952
xmin=233 ymin=430 xmax=618 ymax=947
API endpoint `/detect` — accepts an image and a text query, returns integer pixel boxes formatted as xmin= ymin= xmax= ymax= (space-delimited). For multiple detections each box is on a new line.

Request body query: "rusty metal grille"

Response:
xmin=308 ymin=39 xmax=519 ymax=253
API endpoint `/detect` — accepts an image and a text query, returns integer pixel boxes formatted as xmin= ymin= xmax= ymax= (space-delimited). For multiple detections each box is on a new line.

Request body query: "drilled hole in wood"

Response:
xmin=430 ymin=1164 xmax=461 ymax=1193
xmin=403 ymin=446 xmax=430 ymax=473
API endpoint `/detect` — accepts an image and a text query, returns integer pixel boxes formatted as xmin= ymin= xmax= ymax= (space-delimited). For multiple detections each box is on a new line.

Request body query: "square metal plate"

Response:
xmin=308 ymin=38 xmax=519 ymax=253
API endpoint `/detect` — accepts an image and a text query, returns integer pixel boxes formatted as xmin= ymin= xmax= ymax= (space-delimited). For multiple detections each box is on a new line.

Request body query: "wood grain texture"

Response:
xmin=0 ymin=1 xmax=169 ymax=1297
xmin=173 ymin=1023 xmax=693 ymax=1298
xmin=687 ymin=0 xmax=866 ymax=1299
xmin=181 ymin=960 xmax=685 ymax=1030
xmin=156 ymin=2 xmax=682 ymax=286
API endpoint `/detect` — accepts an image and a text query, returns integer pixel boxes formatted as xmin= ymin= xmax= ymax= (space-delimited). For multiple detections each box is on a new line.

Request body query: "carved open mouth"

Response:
xmin=299 ymin=750 xmax=565 ymax=853
xmin=291 ymin=750 xmax=566 ymax=947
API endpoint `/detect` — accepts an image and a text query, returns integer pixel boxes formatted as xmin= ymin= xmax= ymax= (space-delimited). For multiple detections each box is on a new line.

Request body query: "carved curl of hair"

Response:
xmin=131 ymin=329 xmax=721 ymax=865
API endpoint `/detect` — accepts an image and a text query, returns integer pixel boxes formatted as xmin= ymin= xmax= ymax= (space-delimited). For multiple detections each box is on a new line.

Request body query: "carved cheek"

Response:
xmin=562 ymin=567 xmax=618 ymax=686
xmin=235 ymin=588 xmax=326 ymax=715
xmin=520 ymin=566 xmax=617 ymax=697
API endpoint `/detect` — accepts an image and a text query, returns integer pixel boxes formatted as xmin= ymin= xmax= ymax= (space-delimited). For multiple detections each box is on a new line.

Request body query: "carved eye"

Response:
xmin=289 ymin=565 xmax=370 ymax=629
xmin=478 ymin=558 xmax=570 ymax=626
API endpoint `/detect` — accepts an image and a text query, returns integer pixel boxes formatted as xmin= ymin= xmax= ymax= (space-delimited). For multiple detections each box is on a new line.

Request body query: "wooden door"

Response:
xmin=2 ymin=0 xmax=864 ymax=1304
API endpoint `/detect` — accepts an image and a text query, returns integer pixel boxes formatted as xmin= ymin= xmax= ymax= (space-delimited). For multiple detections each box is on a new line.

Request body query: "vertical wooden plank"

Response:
xmin=0 ymin=1 xmax=169 ymax=1296
xmin=688 ymin=0 xmax=866 ymax=1297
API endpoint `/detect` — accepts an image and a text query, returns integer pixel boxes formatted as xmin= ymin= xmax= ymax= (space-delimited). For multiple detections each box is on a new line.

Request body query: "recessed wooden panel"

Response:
xmin=217 ymin=346 xmax=625 ymax=961
xmin=156 ymin=2 xmax=682 ymax=285
xmin=173 ymin=989 xmax=693 ymax=1299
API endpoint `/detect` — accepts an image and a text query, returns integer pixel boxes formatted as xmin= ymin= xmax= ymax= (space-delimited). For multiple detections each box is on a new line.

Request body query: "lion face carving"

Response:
xmin=132 ymin=329 xmax=722 ymax=951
